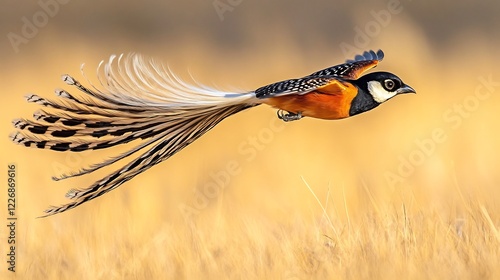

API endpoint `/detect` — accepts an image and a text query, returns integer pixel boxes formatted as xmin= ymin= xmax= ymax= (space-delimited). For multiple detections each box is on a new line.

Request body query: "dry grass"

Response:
xmin=10 ymin=177 xmax=500 ymax=280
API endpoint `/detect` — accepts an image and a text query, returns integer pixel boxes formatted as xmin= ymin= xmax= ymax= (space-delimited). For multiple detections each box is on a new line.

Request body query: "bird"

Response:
xmin=9 ymin=49 xmax=415 ymax=217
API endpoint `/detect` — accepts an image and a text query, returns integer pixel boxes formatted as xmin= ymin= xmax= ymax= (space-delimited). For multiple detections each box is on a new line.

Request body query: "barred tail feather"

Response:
xmin=9 ymin=54 xmax=260 ymax=217
xmin=51 ymin=127 xmax=172 ymax=181
xmin=12 ymin=115 xmax=177 ymax=140
xmin=42 ymin=104 xmax=253 ymax=217
xmin=10 ymin=116 xmax=177 ymax=152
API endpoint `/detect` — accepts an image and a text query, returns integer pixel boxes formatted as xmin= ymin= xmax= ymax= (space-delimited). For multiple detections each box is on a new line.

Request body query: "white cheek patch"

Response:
xmin=367 ymin=81 xmax=397 ymax=103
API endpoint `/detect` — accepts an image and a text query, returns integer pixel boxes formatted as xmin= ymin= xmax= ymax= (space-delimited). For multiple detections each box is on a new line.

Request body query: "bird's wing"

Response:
xmin=255 ymin=76 xmax=349 ymax=98
xmin=308 ymin=49 xmax=384 ymax=79
xmin=255 ymin=50 xmax=383 ymax=99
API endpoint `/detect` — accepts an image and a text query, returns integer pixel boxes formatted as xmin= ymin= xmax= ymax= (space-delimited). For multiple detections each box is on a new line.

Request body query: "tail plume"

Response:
xmin=10 ymin=54 xmax=259 ymax=217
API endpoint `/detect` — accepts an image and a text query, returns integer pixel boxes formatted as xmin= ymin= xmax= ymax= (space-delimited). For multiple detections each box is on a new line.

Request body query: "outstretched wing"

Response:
xmin=254 ymin=49 xmax=384 ymax=99
xmin=254 ymin=76 xmax=348 ymax=99
xmin=308 ymin=49 xmax=384 ymax=79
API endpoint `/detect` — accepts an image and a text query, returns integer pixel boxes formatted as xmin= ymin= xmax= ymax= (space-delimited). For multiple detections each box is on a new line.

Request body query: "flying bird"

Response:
xmin=10 ymin=49 xmax=415 ymax=216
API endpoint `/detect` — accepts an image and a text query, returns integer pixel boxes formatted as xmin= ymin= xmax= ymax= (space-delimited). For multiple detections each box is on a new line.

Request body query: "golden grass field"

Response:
xmin=1 ymin=1 xmax=500 ymax=279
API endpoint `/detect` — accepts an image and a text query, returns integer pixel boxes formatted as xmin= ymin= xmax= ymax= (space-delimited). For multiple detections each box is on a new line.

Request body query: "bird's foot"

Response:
xmin=277 ymin=110 xmax=302 ymax=122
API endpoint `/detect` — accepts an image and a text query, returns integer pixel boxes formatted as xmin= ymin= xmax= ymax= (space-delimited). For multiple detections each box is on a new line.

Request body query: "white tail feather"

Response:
xmin=84 ymin=53 xmax=258 ymax=109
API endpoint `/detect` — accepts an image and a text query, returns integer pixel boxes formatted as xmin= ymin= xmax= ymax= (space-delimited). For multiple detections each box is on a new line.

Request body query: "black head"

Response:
xmin=354 ymin=71 xmax=415 ymax=103
xmin=349 ymin=72 xmax=415 ymax=116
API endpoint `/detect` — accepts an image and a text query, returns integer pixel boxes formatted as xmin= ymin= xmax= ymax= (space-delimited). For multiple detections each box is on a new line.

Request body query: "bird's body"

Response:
xmin=262 ymin=80 xmax=357 ymax=119
xmin=10 ymin=49 xmax=415 ymax=216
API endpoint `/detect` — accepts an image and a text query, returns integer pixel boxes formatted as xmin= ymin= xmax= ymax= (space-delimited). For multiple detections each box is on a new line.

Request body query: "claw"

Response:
xmin=277 ymin=110 xmax=302 ymax=122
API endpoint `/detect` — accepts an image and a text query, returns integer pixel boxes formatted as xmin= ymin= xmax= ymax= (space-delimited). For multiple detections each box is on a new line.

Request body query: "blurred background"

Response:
xmin=1 ymin=0 xmax=500 ymax=278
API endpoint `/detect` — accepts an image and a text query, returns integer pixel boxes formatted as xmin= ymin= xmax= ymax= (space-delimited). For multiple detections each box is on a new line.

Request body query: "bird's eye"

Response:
xmin=384 ymin=79 xmax=395 ymax=91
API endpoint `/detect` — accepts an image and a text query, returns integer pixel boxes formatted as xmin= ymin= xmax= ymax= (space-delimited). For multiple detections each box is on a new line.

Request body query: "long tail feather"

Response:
xmin=51 ymin=128 xmax=170 ymax=181
xmin=42 ymin=104 xmax=251 ymax=217
xmin=10 ymin=54 xmax=259 ymax=217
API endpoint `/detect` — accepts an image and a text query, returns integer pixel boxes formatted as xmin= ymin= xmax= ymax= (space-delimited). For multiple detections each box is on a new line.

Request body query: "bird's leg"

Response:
xmin=277 ymin=110 xmax=303 ymax=122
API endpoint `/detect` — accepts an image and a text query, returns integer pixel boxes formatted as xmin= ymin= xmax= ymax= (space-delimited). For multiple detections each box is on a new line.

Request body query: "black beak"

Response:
xmin=397 ymin=84 xmax=416 ymax=94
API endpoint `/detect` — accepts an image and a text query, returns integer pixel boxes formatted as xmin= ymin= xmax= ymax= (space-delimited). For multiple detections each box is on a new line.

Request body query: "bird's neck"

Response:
xmin=349 ymin=86 xmax=380 ymax=116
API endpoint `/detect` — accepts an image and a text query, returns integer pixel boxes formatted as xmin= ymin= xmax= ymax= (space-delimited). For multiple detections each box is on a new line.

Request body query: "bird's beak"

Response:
xmin=397 ymin=84 xmax=416 ymax=94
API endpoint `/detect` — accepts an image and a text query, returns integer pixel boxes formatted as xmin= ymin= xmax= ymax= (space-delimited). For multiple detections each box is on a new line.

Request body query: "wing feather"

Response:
xmin=309 ymin=49 xmax=384 ymax=79
xmin=254 ymin=50 xmax=384 ymax=99
xmin=255 ymin=76 xmax=340 ymax=98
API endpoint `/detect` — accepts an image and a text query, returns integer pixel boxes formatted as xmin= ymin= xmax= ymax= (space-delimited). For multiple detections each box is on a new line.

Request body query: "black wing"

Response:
xmin=255 ymin=76 xmax=340 ymax=99
xmin=308 ymin=49 xmax=384 ymax=79
xmin=254 ymin=50 xmax=384 ymax=99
